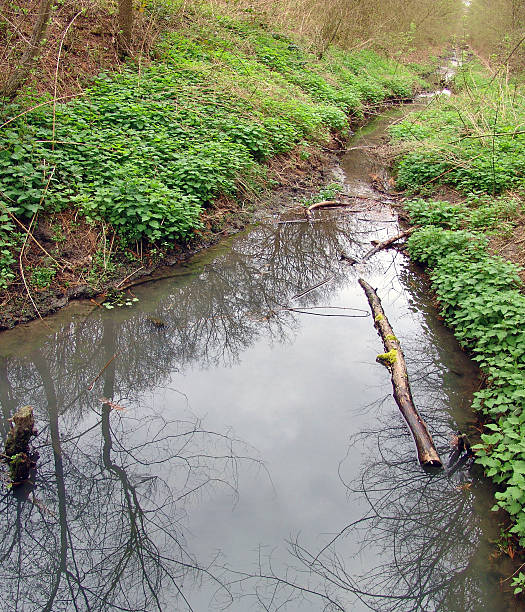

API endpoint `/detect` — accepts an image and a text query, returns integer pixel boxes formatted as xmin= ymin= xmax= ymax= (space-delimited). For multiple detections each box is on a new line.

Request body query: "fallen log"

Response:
xmin=305 ymin=200 xmax=340 ymax=218
xmin=3 ymin=405 xmax=37 ymax=484
xmin=361 ymin=227 xmax=414 ymax=262
xmin=358 ymin=279 xmax=442 ymax=468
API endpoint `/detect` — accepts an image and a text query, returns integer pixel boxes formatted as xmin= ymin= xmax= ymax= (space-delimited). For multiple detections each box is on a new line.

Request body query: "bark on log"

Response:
xmin=3 ymin=405 xmax=37 ymax=483
xmin=358 ymin=279 xmax=442 ymax=468
xmin=361 ymin=228 xmax=414 ymax=262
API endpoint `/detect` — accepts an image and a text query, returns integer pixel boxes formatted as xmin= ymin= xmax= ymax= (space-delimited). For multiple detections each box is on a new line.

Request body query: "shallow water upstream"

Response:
xmin=0 ymin=107 xmax=518 ymax=611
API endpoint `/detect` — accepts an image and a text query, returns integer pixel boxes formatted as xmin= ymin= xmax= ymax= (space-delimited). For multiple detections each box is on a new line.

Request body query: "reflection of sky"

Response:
xmin=0 ymin=208 xmax=497 ymax=611
xmin=0 ymin=111 xmax=502 ymax=609
xmin=177 ymin=282 xmax=388 ymax=610
xmin=146 ymin=246 xmax=480 ymax=610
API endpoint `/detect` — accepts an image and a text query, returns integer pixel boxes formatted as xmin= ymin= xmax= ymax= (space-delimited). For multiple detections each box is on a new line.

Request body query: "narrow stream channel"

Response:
xmin=0 ymin=105 xmax=518 ymax=611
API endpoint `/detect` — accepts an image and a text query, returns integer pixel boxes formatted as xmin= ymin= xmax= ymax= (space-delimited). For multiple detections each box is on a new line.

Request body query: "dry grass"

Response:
xmin=207 ymin=0 xmax=461 ymax=56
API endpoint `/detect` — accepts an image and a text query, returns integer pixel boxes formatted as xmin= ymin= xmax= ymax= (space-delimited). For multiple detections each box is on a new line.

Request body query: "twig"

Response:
xmin=292 ymin=275 xmax=334 ymax=300
xmin=281 ymin=306 xmax=369 ymax=318
xmin=19 ymin=211 xmax=42 ymax=319
xmin=0 ymin=95 xmax=81 ymax=130
xmin=88 ymin=354 xmax=117 ymax=391
xmin=116 ymin=265 xmax=145 ymax=289
xmin=52 ymin=11 xmax=82 ymax=150
xmin=0 ymin=199 xmax=62 ymax=266
xmin=277 ymin=219 xmax=326 ymax=225
xmin=18 ymin=166 xmax=56 ymax=318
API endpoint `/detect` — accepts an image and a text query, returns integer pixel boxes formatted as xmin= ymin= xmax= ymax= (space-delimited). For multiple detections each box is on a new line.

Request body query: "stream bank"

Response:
xmin=1 ymin=92 xmax=523 ymax=611
xmin=0 ymin=5 xmax=431 ymax=330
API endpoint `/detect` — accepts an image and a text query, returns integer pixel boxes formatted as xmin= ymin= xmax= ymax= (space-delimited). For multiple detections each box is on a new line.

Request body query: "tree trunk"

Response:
xmin=359 ymin=278 xmax=442 ymax=469
xmin=118 ymin=0 xmax=133 ymax=55
xmin=3 ymin=405 xmax=37 ymax=483
xmin=1 ymin=0 xmax=54 ymax=99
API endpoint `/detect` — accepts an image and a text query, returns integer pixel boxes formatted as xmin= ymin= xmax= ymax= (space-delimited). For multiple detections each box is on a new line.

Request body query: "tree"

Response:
xmin=1 ymin=0 xmax=54 ymax=99
xmin=118 ymin=0 xmax=133 ymax=56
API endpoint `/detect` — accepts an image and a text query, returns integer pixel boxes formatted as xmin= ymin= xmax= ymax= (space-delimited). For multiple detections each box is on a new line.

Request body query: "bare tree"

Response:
xmin=118 ymin=0 xmax=133 ymax=56
xmin=1 ymin=0 xmax=54 ymax=99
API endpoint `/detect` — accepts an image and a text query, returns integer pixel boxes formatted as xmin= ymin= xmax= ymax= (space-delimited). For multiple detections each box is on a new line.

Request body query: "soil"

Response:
xmin=0 ymin=0 xmax=164 ymax=100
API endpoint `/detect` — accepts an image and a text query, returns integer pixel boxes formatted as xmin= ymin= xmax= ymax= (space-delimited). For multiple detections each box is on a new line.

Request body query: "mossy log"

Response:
xmin=4 ymin=405 xmax=37 ymax=484
xmin=358 ymin=279 xmax=442 ymax=468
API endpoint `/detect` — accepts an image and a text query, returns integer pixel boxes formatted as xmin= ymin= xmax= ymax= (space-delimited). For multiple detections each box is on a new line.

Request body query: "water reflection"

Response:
xmin=0 ymin=209 xmax=515 ymax=610
xmin=0 ymin=321 xmax=257 ymax=610
xmin=0 ymin=214 xmax=370 ymax=610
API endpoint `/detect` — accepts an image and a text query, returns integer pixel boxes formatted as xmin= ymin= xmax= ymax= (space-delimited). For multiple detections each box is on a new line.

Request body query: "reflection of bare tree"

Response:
xmin=251 ymin=279 xmax=517 ymax=612
xmin=1 ymin=212 xmax=496 ymax=611
xmin=0 ymin=318 xmax=261 ymax=611
xmin=284 ymin=415 xmax=517 ymax=612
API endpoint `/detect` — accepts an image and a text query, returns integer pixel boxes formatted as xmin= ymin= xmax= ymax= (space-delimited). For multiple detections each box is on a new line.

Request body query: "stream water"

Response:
xmin=0 ymin=106 xmax=519 ymax=611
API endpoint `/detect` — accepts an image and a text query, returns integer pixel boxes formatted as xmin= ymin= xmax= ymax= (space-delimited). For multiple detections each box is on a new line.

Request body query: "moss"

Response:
xmin=8 ymin=452 xmax=30 ymax=483
xmin=376 ymin=349 xmax=398 ymax=366
xmin=385 ymin=334 xmax=398 ymax=342
xmin=374 ymin=314 xmax=384 ymax=322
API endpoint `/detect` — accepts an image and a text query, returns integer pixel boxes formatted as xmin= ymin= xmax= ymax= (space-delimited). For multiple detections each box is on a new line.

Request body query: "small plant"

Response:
xmin=30 ymin=261 xmax=57 ymax=288
xmin=102 ymin=291 xmax=139 ymax=309
xmin=51 ymin=224 xmax=66 ymax=243
xmin=511 ymin=573 xmax=525 ymax=595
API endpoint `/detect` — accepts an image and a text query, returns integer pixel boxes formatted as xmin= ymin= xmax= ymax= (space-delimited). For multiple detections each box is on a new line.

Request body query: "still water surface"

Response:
xmin=0 ymin=109 xmax=517 ymax=611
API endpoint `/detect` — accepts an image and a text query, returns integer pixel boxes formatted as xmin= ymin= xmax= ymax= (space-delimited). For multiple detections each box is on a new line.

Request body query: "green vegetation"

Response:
xmin=390 ymin=62 xmax=525 ymax=195
xmin=0 ymin=206 xmax=19 ymax=290
xmin=0 ymin=6 xmax=425 ymax=294
xmin=393 ymin=60 xmax=525 ymax=546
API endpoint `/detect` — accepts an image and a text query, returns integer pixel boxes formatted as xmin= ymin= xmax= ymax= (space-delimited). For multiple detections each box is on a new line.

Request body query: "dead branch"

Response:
xmin=292 ymin=275 xmax=334 ymax=300
xmin=358 ymin=279 xmax=442 ymax=468
xmin=361 ymin=228 xmax=414 ymax=262
xmin=305 ymin=200 xmax=339 ymax=218
xmin=87 ymin=354 xmax=117 ymax=391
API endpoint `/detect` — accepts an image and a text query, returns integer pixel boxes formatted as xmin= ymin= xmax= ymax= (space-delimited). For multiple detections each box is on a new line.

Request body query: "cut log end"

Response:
xmin=3 ymin=406 xmax=37 ymax=486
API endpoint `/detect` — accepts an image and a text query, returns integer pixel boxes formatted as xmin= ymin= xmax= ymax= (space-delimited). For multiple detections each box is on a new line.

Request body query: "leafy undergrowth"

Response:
xmin=390 ymin=60 xmax=525 ymax=195
xmin=393 ymin=59 xmax=525 ymax=564
xmin=0 ymin=5 xmax=426 ymax=297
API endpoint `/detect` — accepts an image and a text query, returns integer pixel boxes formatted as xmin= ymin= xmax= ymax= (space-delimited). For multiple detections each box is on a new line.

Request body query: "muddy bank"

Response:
xmin=0 ymin=143 xmax=344 ymax=330
xmin=0 ymin=100 xmax=410 ymax=331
